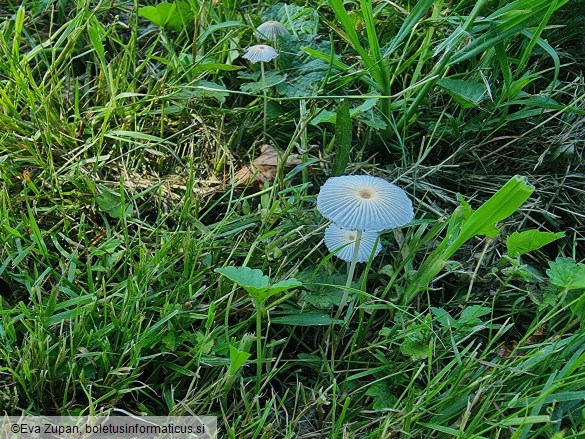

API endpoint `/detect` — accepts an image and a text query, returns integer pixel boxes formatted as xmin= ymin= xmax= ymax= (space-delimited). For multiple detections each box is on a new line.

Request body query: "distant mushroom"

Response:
xmin=242 ymin=44 xmax=279 ymax=64
xmin=324 ymin=224 xmax=381 ymax=263
xmin=256 ymin=21 xmax=289 ymax=41
xmin=241 ymin=44 xmax=279 ymax=139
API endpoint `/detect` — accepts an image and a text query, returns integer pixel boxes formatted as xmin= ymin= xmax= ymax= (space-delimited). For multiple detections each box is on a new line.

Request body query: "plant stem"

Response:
xmin=335 ymin=230 xmax=362 ymax=320
xmin=261 ymin=61 xmax=267 ymax=139
xmin=255 ymin=305 xmax=263 ymax=393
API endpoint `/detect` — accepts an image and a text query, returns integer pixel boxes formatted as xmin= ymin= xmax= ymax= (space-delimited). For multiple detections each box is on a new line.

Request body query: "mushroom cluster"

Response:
xmin=317 ymin=174 xmax=414 ymax=315
xmin=241 ymin=20 xmax=290 ymax=138
xmin=318 ymin=174 xmax=413 ymax=261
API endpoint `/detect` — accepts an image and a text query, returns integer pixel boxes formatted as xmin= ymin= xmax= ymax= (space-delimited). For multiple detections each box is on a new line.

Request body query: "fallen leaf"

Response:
xmin=496 ymin=324 xmax=547 ymax=358
xmin=234 ymin=144 xmax=302 ymax=187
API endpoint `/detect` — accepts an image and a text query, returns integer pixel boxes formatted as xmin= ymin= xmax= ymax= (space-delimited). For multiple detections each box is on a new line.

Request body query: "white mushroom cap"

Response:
xmin=256 ymin=21 xmax=289 ymax=40
xmin=241 ymin=44 xmax=278 ymax=63
xmin=317 ymin=175 xmax=413 ymax=231
xmin=324 ymin=224 xmax=382 ymax=263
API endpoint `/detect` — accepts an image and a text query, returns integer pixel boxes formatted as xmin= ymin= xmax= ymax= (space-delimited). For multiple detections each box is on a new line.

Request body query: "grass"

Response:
xmin=1 ymin=0 xmax=585 ymax=437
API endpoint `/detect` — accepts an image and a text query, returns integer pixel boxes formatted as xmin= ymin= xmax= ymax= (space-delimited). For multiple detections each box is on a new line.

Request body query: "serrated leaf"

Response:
xmin=275 ymin=34 xmax=337 ymax=97
xmin=262 ymin=3 xmax=319 ymax=34
xmin=400 ymin=338 xmax=430 ymax=360
xmin=546 ymin=257 xmax=585 ymax=290
xmin=95 ymin=189 xmax=133 ymax=219
xmin=304 ymin=289 xmax=344 ymax=308
xmin=506 ymin=229 xmax=565 ymax=258
xmin=365 ymin=381 xmax=397 ymax=411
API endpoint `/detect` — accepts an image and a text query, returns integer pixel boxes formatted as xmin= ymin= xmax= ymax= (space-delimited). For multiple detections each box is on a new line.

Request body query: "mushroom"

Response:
xmin=317 ymin=174 xmax=413 ymax=231
xmin=317 ymin=174 xmax=413 ymax=318
xmin=256 ymin=21 xmax=289 ymax=41
xmin=241 ymin=44 xmax=279 ymax=139
xmin=241 ymin=44 xmax=279 ymax=64
xmin=324 ymin=224 xmax=382 ymax=263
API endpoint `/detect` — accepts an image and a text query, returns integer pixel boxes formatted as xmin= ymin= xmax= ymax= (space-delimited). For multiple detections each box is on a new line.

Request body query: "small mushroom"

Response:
xmin=241 ymin=44 xmax=278 ymax=63
xmin=324 ymin=224 xmax=381 ymax=263
xmin=256 ymin=21 xmax=289 ymax=41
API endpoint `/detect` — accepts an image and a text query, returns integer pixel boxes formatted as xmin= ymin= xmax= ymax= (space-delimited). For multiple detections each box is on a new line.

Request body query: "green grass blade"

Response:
xmin=332 ymin=100 xmax=352 ymax=176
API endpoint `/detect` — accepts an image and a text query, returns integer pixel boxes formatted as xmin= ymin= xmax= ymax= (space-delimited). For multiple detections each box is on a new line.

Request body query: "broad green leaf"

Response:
xmin=332 ymin=100 xmax=351 ymax=176
xmin=458 ymin=198 xmax=499 ymax=237
xmin=310 ymin=98 xmax=378 ymax=125
xmin=138 ymin=1 xmax=193 ymax=32
xmin=240 ymin=72 xmax=285 ymax=93
xmin=262 ymin=2 xmax=319 ymax=35
xmin=138 ymin=3 xmax=176 ymax=28
xmin=437 ymin=78 xmax=488 ymax=108
xmin=431 ymin=307 xmax=457 ymax=328
xmin=365 ymin=381 xmax=397 ymax=411
xmin=95 ymin=189 xmax=133 ymax=219
xmin=190 ymin=80 xmax=230 ymax=104
xmin=402 ymin=176 xmax=534 ymax=306
xmin=400 ymin=338 xmax=430 ymax=360
xmin=398 ymin=316 xmax=432 ymax=360
xmin=546 ymin=258 xmax=585 ymax=290
xmin=275 ymin=34 xmax=338 ymax=97
xmin=215 ymin=266 xmax=270 ymax=297
xmin=459 ymin=305 xmax=492 ymax=326
xmin=270 ymin=313 xmax=332 ymax=326
xmin=507 ymin=230 xmax=565 ymax=258
xmin=267 ymin=278 xmax=303 ymax=295
xmin=455 ymin=176 xmax=534 ymax=248
xmin=228 ymin=345 xmax=251 ymax=376
xmin=304 ymin=289 xmax=344 ymax=308
xmin=215 ymin=267 xmax=301 ymax=304
xmin=298 ymin=272 xmax=346 ymax=308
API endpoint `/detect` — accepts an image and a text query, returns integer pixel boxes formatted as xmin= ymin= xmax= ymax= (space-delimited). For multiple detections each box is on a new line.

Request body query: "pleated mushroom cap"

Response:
xmin=324 ymin=224 xmax=382 ymax=263
xmin=256 ymin=21 xmax=289 ymax=40
xmin=317 ymin=175 xmax=413 ymax=231
xmin=242 ymin=44 xmax=278 ymax=63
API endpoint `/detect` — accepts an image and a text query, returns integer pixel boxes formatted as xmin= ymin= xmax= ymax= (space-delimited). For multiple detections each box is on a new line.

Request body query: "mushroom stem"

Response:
xmin=261 ymin=61 xmax=267 ymax=139
xmin=335 ymin=229 xmax=362 ymax=319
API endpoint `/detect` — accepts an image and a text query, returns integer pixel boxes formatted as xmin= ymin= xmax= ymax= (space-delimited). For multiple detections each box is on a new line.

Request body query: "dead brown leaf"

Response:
xmin=496 ymin=324 xmax=547 ymax=359
xmin=234 ymin=144 xmax=302 ymax=187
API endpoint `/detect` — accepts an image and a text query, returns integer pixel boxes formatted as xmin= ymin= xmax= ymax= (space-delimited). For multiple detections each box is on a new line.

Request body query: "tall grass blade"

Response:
xmin=332 ymin=100 xmax=352 ymax=176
